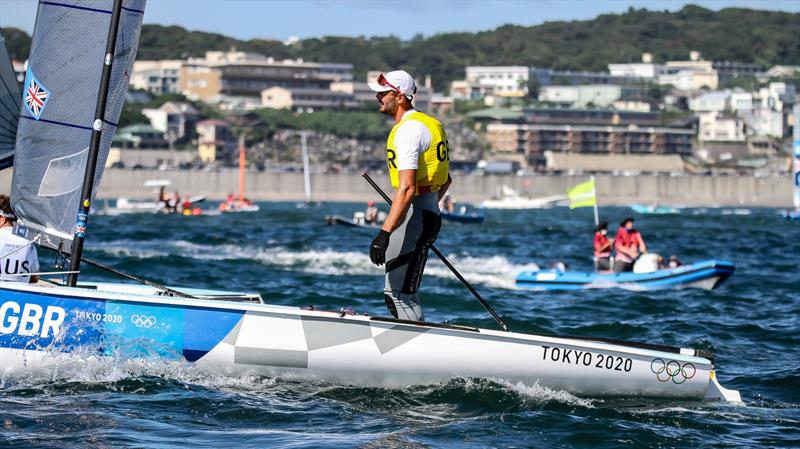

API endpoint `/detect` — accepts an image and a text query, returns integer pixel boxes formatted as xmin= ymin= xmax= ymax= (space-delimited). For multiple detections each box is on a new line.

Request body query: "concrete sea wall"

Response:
xmin=1 ymin=169 xmax=794 ymax=207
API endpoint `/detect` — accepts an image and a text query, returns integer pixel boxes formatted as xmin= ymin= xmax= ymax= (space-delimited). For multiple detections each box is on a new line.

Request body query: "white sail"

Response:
xmin=10 ymin=0 xmax=146 ymax=250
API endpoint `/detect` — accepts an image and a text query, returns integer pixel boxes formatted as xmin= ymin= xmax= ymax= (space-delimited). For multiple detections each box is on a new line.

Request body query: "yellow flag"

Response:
xmin=567 ymin=179 xmax=596 ymax=209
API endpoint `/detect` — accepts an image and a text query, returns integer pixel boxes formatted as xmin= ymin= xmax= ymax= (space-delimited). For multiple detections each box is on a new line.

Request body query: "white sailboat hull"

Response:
xmin=480 ymin=195 xmax=565 ymax=209
xmin=0 ymin=281 xmax=739 ymax=401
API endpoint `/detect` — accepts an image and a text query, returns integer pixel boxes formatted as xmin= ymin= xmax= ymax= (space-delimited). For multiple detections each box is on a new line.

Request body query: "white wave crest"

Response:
xmin=458 ymin=377 xmax=594 ymax=408
xmin=93 ymin=241 xmax=537 ymax=289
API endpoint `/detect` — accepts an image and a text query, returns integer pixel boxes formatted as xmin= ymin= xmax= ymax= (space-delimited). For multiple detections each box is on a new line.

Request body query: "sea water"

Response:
xmin=1 ymin=203 xmax=798 ymax=448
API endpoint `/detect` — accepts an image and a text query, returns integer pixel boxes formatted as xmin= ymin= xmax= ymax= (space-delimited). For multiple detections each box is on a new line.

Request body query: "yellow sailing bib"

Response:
xmin=386 ymin=111 xmax=450 ymax=192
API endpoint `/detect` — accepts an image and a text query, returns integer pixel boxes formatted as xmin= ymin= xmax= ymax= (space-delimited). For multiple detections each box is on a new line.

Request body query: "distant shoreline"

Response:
xmin=1 ymin=169 xmax=795 ymax=207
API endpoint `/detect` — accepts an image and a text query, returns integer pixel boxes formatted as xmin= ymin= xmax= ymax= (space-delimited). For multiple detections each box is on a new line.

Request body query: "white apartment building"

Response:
xmin=658 ymin=69 xmax=718 ymax=91
xmin=539 ymin=85 xmax=623 ymax=108
xmin=131 ymin=60 xmax=183 ymax=95
xmin=729 ymin=91 xmax=753 ymax=112
xmin=465 ymin=66 xmax=529 ymax=97
xmin=688 ymin=91 xmax=731 ymax=112
xmin=698 ymin=112 xmax=746 ymax=142
xmin=739 ymin=108 xmax=785 ymax=138
xmin=658 ymin=52 xmax=719 ymax=91
xmin=260 ymin=86 xmax=360 ymax=112
xmin=141 ymin=101 xmax=199 ymax=140
xmin=607 ymin=53 xmax=666 ymax=79
xmin=757 ymin=82 xmax=796 ymax=112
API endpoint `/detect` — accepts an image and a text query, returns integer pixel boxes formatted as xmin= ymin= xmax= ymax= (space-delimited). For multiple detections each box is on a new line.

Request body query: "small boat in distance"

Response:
xmin=480 ymin=185 xmax=564 ymax=209
xmin=220 ymin=136 xmax=260 ymax=213
xmin=630 ymin=204 xmax=682 ymax=215
xmin=101 ymin=180 xmax=206 ymax=215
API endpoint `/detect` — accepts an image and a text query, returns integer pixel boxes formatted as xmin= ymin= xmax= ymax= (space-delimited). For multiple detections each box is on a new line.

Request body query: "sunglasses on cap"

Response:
xmin=376 ymin=73 xmax=401 ymax=93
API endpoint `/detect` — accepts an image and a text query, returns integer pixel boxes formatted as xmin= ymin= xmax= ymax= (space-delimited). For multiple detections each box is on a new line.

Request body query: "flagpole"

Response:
xmin=592 ymin=175 xmax=599 ymax=226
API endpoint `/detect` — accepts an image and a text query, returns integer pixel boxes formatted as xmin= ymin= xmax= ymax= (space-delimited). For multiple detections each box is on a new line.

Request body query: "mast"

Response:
xmin=238 ymin=134 xmax=245 ymax=204
xmin=591 ymin=175 xmax=599 ymax=226
xmin=301 ymin=131 xmax=311 ymax=203
xmin=67 ymin=0 xmax=123 ymax=286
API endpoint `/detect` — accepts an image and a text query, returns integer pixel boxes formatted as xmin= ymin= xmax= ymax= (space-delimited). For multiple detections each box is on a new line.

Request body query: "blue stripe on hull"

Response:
xmin=0 ymin=289 xmax=244 ymax=360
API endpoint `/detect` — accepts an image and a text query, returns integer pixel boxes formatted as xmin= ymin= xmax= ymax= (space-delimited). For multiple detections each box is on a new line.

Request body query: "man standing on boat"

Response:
xmin=367 ymin=70 xmax=452 ymax=321
xmin=0 ymin=195 xmax=39 ymax=283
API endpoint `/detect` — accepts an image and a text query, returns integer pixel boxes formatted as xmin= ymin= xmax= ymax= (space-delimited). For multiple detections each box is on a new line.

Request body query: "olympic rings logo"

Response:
xmin=131 ymin=314 xmax=157 ymax=328
xmin=650 ymin=358 xmax=696 ymax=384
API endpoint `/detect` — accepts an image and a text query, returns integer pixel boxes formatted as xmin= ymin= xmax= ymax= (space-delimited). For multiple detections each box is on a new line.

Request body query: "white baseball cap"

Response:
xmin=368 ymin=70 xmax=417 ymax=98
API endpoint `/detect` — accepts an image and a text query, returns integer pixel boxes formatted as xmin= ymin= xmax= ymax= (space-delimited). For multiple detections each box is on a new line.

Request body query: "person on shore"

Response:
xmin=367 ymin=70 xmax=452 ymax=322
xmin=593 ymin=221 xmax=613 ymax=271
xmin=365 ymin=201 xmax=379 ymax=224
xmin=613 ymin=217 xmax=641 ymax=272
xmin=0 ymin=194 xmax=39 ymax=283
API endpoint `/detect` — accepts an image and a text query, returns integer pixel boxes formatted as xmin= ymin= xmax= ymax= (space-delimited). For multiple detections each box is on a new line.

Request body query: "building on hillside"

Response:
xmin=688 ymin=90 xmax=732 ymax=113
xmin=196 ymin=119 xmax=236 ymax=163
xmin=464 ymin=66 xmax=529 ymax=98
xmin=712 ymin=61 xmax=761 ymax=81
xmin=449 ymin=80 xmax=471 ymax=99
xmin=756 ymin=82 xmax=795 ymax=112
xmin=486 ymin=122 xmax=693 ymax=169
xmin=318 ymin=63 xmax=355 ymax=82
xmin=697 ymin=112 xmax=747 ymax=142
xmin=430 ymin=95 xmax=455 ymax=115
xmin=739 ymin=108 xmax=786 ymax=139
xmin=538 ymin=85 xmax=639 ymax=108
xmin=179 ymin=51 xmax=352 ymax=105
xmin=522 ymin=107 xmax=660 ymax=127
xmin=465 ymin=107 xmax=525 ymax=124
xmin=111 ymin=124 xmax=168 ymax=149
xmin=607 ymin=53 xmax=667 ymax=79
xmin=131 ymin=60 xmax=183 ymax=95
xmin=658 ymin=52 xmax=719 ymax=91
xmin=612 ymin=99 xmax=653 ymax=113
xmin=141 ymin=101 xmax=199 ymax=141
xmin=757 ymin=65 xmax=800 ymax=82
xmin=260 ymin=86 xmax=360 ymax=111
xmin=729 ymin=91 xmax=754 ymax=112
xmin=531 ymin=67 xmax=643 ymax=86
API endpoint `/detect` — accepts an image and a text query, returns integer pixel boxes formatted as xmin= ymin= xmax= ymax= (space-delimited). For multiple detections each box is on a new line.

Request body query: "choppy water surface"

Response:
xmin=2 ymin=203 xmax=799 ymax=448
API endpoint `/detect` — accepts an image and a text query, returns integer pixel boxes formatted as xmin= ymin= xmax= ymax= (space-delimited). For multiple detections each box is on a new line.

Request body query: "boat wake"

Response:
xmin=0 ymin=350 xmax=592 ymax=410
xmin=93 ymin=240 xmax=539 ymax=289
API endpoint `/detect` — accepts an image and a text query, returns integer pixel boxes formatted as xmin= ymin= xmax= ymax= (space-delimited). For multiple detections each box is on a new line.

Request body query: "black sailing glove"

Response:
xmin=370 ymin=229 xmax=391 ymax=265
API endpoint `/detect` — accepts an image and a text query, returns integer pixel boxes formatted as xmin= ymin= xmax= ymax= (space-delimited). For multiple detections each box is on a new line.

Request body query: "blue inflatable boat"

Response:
xmin=516 ymin=260 xmax=735 ymax=291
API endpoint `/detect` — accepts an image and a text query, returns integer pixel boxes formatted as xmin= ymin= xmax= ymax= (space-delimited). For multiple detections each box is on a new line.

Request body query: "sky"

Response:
xmin=1 ymin=0 xmax=798 ymax=42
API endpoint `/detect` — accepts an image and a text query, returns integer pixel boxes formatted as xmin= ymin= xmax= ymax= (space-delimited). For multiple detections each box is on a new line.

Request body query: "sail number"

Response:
xmin=541 ymin=345 xmax=632 ymax=372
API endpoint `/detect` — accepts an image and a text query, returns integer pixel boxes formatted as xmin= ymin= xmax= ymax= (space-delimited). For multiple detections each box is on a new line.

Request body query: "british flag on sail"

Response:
xmin=23 ymin=68 xmax=50 ymax=120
